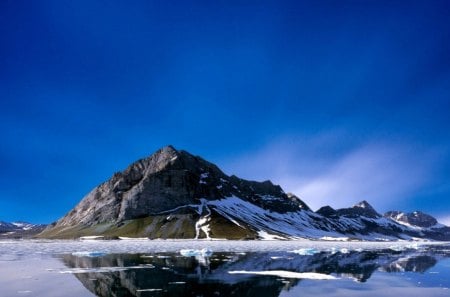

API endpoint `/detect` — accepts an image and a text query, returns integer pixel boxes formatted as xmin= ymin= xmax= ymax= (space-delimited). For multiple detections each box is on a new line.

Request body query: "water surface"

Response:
xmin=1 ymin=240 xmax=449 ymax=296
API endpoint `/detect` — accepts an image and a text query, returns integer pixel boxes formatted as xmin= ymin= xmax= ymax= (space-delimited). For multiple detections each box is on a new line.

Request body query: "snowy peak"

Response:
xmin=353 ymin=200 xmax=375 ymax=210
xmin=384 ymin=211 xmax=438 ymax=228
xmin=336 ymin=200 xmax=381 ymax=219
xmin=0 ymin=220 xmax=46 ymax=238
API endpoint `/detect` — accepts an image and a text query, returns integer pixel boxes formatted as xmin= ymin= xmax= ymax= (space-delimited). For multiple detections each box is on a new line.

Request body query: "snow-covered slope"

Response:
xmin=38 ymin=146 xmax=450 ymax=241
xmin=199 ymin=196 xmax=450 ymax=240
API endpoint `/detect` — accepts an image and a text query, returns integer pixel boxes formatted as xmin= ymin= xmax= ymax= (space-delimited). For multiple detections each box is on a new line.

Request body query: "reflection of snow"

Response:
xmin=228 ymin=270 xmax=338 ymax=280
xmin=180 ymin=248 xmax=213 ymax=267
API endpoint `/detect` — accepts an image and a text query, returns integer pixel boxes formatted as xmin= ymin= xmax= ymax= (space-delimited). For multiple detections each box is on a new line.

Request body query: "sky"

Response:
xmin=1 ymin=0 xmax=450 ymax=224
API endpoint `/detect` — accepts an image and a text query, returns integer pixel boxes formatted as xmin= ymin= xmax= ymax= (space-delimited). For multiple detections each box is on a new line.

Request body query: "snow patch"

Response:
xmin=257 ymin=231 xmax=285 ymax=240
xmin=79 ymin=236 xmax=104 ymax=240
xmin=118 ymin=237 xmax=149 ymax=240
xmin=195 ymin=199 xmax=211 ymax=239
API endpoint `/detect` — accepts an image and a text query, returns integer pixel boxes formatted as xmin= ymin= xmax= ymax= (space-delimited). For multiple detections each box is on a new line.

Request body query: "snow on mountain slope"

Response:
xmin=37 ymin=146 xmax=450 ymax=241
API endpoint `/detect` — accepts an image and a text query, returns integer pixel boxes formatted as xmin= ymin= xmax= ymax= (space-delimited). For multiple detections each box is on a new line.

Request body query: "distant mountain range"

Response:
xmin=38 ymin=146 xmax=450 ymax=241
xmin=0 ymin=221 xmax=46 ymax=238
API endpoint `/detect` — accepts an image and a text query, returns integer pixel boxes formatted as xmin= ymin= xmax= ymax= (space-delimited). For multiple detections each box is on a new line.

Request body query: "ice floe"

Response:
xmin=71 ymin=251 xmax=107 ymax=257
xmin=179 ymin=248 xmax=213 ymax=257
xmin=136 ymin=289 xmax=163 ymax=292
xmin=59 ymin=265 xmax=150 ymax=274
xmin=228 ymin=270 xmax=338 ymax=280
xmin=290 ymin=248 xmax=320 ymax=255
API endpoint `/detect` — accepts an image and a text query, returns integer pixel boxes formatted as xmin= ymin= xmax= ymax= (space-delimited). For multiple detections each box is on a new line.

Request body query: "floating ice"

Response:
xmin=179 ymin=248 xmax=213 ymax=257
xmin=228 ymin=270 xmax=338 ymax=280
xmin=389 ymin=243 xmax=422 ymax=252
xmin=71 ymin=251 xmax=107 ymax=257
xmin=291 ymin=248 xmax=320 ymax=256
xmin=340 ymin=248 xmax=350 ymax=254
xmin=136 ymin=289 xmax=163 ymax=292
xmin=169 ymin=281 xmax=186 ymax=284
xmin=59 ymin=265 xmax=149 ymax=274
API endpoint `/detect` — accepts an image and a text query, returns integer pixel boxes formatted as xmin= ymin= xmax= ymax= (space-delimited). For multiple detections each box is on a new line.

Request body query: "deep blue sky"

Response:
xmin=1 ymin=1 xmax=450 ymax=224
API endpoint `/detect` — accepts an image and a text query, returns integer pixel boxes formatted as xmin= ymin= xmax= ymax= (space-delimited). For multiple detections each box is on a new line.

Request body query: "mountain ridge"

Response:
xmin=0 ymin=221 xmax=46 ymax=238
xmin=38 ymin=146 xmax=450 ymax=241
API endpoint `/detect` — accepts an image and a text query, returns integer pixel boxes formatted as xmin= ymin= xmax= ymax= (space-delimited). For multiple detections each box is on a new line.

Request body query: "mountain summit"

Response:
xmin=39 ymin=146 xmax=450 ymax=240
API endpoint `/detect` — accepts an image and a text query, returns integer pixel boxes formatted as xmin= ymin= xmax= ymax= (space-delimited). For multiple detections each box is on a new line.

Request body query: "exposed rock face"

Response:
xmin=39 ymin=146 xmax=450 ymax=241
xmin=384 ymin=211 xmax=438 ymax=228
xmin=40 ymin=146 xmax=305 ymax=239
xmin=316 ymin=206 xmax=337 ymax=217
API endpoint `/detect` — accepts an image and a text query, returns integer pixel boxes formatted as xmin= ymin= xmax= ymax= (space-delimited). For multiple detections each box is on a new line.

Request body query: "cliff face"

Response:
xmin=39 ymin=146 xmax=450 ymax=241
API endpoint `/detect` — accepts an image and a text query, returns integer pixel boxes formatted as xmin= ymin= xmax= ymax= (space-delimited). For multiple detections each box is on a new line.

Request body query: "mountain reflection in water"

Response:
xmin=60 ymin=245 xmax=450 ymax=297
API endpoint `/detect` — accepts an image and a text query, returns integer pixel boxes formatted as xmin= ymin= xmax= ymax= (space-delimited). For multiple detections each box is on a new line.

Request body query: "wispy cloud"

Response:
xmin=222 ymin=136 xmax=439 ymax=212
xmin=438 ymin=216 xmax=450 ymax=227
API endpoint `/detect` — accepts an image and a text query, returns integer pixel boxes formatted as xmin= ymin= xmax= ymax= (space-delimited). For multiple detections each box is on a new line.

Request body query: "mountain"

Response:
xmin=384 ymin=211 xmax=439 ymax=228
xmin=38 ymin=146 xmax=450 ymax=241
xmin=0 ymin=221 xmax=46 ymax=238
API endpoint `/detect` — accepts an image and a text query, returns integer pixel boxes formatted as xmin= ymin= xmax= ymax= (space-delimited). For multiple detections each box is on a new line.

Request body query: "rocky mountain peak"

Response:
xmin=353 ymin=200 xmax=377 ymax=212
xmin=48 ymin=146 xmax=307 ymax=231
xmin=37 ymin=146 xmax=450 ymax=241
xmin=384 ymin=210 xmax=438 ymax=228
xmin=316 ymin=205 xmax=337 ymax=217
xmin=337 ymin=200 xmax=381 ymax=219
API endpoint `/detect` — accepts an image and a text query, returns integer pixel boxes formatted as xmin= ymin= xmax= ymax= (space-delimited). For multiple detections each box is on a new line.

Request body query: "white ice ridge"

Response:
xmin=228 ymin=270 xmax=338 ymax=280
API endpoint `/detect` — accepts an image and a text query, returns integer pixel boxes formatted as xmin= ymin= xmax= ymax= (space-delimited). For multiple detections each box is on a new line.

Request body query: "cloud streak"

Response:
xmin=222 ymin=136 xmax=439 ymax=213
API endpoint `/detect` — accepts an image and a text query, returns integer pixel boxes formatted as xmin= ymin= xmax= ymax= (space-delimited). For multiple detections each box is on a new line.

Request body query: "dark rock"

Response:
xmin=316 ymin=205 xmax=337 ymax=217
xmin=337 ymin=200 xmax=381 ymax=219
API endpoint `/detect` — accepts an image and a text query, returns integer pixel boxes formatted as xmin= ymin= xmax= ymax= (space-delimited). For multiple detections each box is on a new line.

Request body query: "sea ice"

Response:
xmin=290 ymin=248 xmax=320 ymax=255
xmin=71 ymin=251 xmax=107 ymax=257
xmin=59 ymin=265 xmax=149 ymax=274
xmin=179 ymin=248 xmax=213 ymax=257
xmin=136 ymin=289 xmax=163 ymax=292
xmin=228 ymin=270 xmax=338 ymax=280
